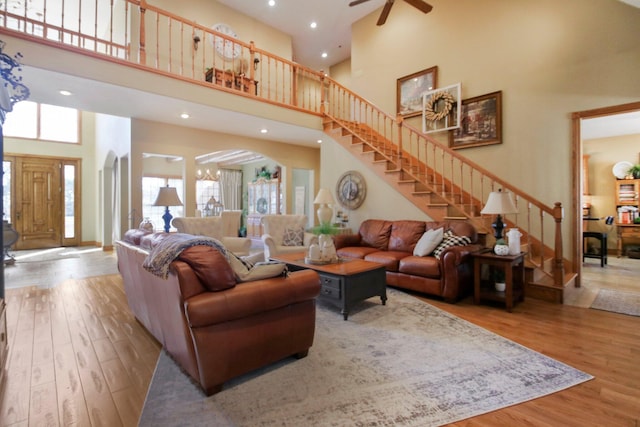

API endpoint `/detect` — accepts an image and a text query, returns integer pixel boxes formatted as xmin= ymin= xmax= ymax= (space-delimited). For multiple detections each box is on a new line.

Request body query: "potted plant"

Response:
xmin=493 ymin=267 xmax=506 ymax=292
xmin=628 ymin=164 xmax=640 ymax=179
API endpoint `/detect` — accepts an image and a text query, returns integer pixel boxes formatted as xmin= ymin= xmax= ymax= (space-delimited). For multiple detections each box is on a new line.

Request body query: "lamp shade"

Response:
xmin=153 ymin=186 xmax=183 ymax=207
xmin=313 ymin=188 xmax=335 ymax=205
xmin=480 ymin=190 xmax=518 ymax=215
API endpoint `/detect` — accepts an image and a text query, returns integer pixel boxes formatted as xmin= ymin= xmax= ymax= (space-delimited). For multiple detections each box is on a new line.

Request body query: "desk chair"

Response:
xmin=582 ymin=216 xmax=614 ymax=267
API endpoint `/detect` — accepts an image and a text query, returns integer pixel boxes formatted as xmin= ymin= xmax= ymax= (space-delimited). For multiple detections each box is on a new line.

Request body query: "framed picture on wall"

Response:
xmin=449 ymin=90 xmax=502 ymax=150
xmin=397 ymin=66 xmax=438 ymax=118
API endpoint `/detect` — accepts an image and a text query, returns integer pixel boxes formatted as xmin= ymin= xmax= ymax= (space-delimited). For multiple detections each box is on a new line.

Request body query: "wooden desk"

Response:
xmin=205 ymin=68 xmax=257 ymax=95
xmin=616 ymin=223 xmax=640 ymax=257
xmin=473 ymin=249 xmax=525 ymax=312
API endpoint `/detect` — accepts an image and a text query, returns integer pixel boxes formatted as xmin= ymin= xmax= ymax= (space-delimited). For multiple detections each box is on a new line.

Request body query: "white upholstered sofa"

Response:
xmin=172 ymin=213 xmax=252 ymax=256
xmin=261 ymin=214 xmax=318 ymax=259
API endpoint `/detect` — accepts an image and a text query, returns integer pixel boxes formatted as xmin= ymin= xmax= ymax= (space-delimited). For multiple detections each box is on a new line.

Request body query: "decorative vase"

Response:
xmin=495 ymin=282 xmax=506 ymax=292
xmin=494 ymin=244 xmax=509 ymax=256
xmin=506 ymin=228 xmax=522 ymax=255
xmin=139 ymin=217 xmax=154 ymax=232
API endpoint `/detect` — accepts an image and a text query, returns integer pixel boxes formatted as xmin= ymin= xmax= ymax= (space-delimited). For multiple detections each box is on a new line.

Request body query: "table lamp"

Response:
xmin=480 ymin=189 xmax=518 ymax=240
xmin=314 ymin=188 xmax=335 ymax=225
xmin=153 ymin=186 xmax=183 ymax=232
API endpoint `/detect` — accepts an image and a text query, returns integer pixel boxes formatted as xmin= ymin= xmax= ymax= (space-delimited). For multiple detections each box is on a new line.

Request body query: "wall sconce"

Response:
xmin=193 ymin=34 xmax=201 ymax=51
xmin=253 ymin=57 xmax=260 ymax=70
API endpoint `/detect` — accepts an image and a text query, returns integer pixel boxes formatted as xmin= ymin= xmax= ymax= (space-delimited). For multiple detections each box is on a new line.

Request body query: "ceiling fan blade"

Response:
xmin=349 ymin=0 xmax=372 ymax=6
xmin=377 ymin=0 xmax=394 ymax=26
xmin=403 ymin=0 xmax=433 ymax=14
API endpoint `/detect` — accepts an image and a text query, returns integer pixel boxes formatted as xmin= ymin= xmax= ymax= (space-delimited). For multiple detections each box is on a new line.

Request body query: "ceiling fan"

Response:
xmin=349 ymin=0 xmax=433 ymax=26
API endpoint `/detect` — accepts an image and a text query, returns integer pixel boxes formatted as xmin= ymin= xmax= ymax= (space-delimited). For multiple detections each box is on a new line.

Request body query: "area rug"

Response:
xmin=139 ymin=289 xmax=592 ymax=427
xmin=590 ymin=288 xmax=640 ymax=316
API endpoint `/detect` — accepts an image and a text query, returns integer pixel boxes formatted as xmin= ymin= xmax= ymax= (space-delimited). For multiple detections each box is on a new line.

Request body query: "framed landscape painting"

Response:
xmin=397 ymin=66 xmax=438 ymax=118
xmin=449 ymin=91 xmax=502 ymax=150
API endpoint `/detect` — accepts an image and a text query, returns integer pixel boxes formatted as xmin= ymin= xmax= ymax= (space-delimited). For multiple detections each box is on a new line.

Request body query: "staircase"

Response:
xmin=322 ymin=112 xmax=575 ymax=303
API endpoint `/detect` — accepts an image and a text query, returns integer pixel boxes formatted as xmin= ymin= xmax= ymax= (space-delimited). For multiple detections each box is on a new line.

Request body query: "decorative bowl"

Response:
xmin=494 ymin=244 xmax=510 ymax=256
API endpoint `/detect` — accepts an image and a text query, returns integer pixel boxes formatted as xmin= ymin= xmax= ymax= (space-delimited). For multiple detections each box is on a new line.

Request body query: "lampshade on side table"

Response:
xmin=480 ymin=189 xmax=518 ymax=241
xmin=153 ymin=186 xmax=183 ymax=232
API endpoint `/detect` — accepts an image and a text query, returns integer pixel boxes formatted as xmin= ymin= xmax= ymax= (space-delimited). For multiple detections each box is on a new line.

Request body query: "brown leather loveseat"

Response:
xmin=115 ymin=229 xmax=320 ymax=395
xmin=333 ymin=219 xmax=481 ymax=302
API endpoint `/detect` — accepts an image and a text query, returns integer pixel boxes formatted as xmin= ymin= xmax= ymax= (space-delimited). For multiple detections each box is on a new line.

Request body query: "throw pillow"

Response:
xmin=177 ymin=246 xmax=236 ymax=291
xmin=432 ymin=230 xmax=472 ymax=260
xmin=282 ymin=226 xmax=304 ymax=246
xmin=413 ymin=227 xmax=444 ymax=256
xmin=228 ymin=254 xmax=288 ymax=282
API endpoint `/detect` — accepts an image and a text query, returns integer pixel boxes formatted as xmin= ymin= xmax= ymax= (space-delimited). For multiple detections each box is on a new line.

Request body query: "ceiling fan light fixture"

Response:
xmin=349 ymin=0 xmax=433 ymax=26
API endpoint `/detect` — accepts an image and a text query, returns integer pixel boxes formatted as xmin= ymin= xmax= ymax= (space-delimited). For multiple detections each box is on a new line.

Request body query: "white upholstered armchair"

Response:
xmin=261 ymin=214 xmax=318 ymax=259
xmin=172 ymin=214 xmax=251 ymax=256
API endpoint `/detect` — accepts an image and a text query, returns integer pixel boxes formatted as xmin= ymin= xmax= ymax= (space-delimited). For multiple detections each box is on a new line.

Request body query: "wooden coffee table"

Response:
xmin=271 ymin=252 xmax=387 ymax=320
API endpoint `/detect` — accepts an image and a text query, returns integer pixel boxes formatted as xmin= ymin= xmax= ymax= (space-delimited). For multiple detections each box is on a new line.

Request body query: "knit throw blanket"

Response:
xmin=142 ymin=233 xmax=229 ymax=279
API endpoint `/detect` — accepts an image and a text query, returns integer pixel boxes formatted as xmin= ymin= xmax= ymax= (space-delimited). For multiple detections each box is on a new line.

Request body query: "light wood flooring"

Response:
xmin=0 ymin=248 xmax=639 ymax=426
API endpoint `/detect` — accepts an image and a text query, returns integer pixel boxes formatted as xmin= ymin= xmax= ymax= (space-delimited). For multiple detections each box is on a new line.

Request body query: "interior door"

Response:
xmin=14 ymin=157 xmax=62 ymax=250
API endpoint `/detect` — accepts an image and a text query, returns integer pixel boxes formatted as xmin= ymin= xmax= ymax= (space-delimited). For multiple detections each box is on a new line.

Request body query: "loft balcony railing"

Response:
xmin=0 ymin=0 xmax=567 ymax=286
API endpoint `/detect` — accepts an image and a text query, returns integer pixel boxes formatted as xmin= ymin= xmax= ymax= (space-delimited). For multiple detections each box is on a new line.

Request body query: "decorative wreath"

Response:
xmin=424 ymin=91 xmax=455 ymax=122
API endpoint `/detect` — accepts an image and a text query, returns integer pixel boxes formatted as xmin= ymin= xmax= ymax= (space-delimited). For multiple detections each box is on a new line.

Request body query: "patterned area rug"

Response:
xmin=590 ymin=288 xmax=640 ymax=316
xmin=139 ymin=289 xmax=592 ymax=427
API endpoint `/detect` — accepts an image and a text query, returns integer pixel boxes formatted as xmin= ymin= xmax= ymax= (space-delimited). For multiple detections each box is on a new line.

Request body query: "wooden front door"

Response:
xmin=14 ymin=157 xmax=63 ymax=250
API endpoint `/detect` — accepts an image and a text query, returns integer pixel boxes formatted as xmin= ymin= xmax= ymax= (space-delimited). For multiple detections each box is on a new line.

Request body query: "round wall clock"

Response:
xmin=336 ymin=170 xmax=367 ymax=210
xmin=210 ymin=23 xmax=242 ymax=59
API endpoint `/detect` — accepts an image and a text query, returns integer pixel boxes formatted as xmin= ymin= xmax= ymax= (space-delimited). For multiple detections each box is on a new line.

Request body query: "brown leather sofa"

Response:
xmin=115 ymin=229 xmax=321 ymax=395
xmin=333 ymin=220 xmax=481 ymax=302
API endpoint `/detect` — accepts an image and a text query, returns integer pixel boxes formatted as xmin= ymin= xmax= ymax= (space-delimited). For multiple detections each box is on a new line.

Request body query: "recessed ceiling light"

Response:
xmin=180 ymin=113 xmax=190 ymax=119
xmin=268 ymin=0 xmax=275 ymax=6
xmin=310 ymin=22 xmax=317 ymax=29
xmin=317 ymin=139 xmax=323 ymax=144
xmin=59 ymin=90 xmax=72 ymax=96
xmin=321 ymin=52 xmax=328 ymax=58
xmin=260 ymin=128 xmax=268 ymax=134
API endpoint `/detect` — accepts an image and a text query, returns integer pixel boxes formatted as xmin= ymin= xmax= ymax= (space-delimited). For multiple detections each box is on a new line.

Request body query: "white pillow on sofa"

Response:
xmin=413 ymin=227 xmax=444 ymax=256
xmin=228 ymin=254 xmax=288 ymax=282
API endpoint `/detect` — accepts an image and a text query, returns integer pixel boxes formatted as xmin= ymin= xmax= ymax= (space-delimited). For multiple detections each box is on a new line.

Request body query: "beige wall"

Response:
xmin=583 ymin=133 xmax=640 ymax=248
xmin=130 ymin=119 xmax=319 ymax=226
xmin=350 ymin=0 xmax=640 ymax=201
xmin=347 ymin=0 xmax=640 ymax=247
xmin=151 ymin=0 xmax=293 ymax=60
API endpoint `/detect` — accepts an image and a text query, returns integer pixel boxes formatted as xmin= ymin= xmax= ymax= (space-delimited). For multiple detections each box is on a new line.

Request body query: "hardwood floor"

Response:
xmin=1 ymin=248 xmax=639 ymax=426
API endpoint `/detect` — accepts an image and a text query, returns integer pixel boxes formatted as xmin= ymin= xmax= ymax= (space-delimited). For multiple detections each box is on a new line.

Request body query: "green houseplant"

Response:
xmin=628 ymin=164 xmax=640 ymax=179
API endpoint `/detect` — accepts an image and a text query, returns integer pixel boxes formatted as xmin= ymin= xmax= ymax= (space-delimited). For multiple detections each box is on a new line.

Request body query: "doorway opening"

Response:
xmin=572 ymin=101 xmax=640 ymax=286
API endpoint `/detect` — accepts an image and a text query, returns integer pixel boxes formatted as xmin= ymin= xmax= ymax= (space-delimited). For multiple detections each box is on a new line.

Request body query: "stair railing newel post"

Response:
xmin=553 ymin=202 xmax=565 ymax=288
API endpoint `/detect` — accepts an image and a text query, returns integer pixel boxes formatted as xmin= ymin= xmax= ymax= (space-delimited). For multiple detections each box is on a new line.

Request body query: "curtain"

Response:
xmin=219 ymin=169 xmax=242 ymax=210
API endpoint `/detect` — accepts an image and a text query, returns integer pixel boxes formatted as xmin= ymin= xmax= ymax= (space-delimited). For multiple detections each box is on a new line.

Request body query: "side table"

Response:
xmin=472 ymin=249 xmax=526 ymax=312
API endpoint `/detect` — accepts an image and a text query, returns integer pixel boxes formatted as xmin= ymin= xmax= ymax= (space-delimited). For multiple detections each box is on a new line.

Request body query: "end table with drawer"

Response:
xmin=472 ymin=249 xmax=526 ymax=312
